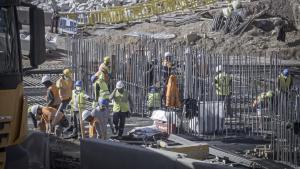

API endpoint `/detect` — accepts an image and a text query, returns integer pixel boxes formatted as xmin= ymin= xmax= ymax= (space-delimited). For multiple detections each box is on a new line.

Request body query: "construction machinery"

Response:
xmin=0 ymin=0 xmax=46 ymax=169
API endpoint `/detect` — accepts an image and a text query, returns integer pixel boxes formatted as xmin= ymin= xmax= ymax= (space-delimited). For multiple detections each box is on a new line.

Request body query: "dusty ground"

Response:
xmin=53 ymin=0 xmax=300 ymax=60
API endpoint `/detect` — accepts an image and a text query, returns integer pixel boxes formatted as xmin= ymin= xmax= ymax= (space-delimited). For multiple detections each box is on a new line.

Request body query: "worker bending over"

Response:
xmin=29 ymin=105 xmax=68 ymax=136
xmin=82 ymin=99 xmax=110 ymax=139
xmin=109 ymin=81 xmax=134 ymax=139
xmin=90 ymin=99 xmax=111 ymax=139
xmin=66 ymin=80 xmax=89 ymax=139
xmin=214 ymin=65 xmax=232 ymax=117
xmin=41 ymin=75 xmax=61 ymax=109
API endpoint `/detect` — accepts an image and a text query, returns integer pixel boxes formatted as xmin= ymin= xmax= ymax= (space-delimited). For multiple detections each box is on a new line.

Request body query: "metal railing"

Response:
xmin=65 ymin=37 xmax=300 ymax=167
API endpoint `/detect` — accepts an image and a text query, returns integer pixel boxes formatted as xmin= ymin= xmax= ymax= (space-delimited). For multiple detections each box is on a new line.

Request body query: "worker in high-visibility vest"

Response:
xmin=277 ymin=68 xmax=293 ymax=92
xmin=147 ymin=85 xmax=161 ymax=116
xmin=41 ymin=75 xmax=61 ymax=109
xmin=29 ymin=105 xmax=68 ymax=136
xmin=65 ymin=80 xmax=89 ymax=139
xmin=91 ymin=74 xmax=115 ymax=134
xmin=91 ymin=74 xmax=110 ymax=108
xmin=214 ymin=65 xmax=232 ymax=116
xmin=97 ymin=56 xmax=111 ymax=84
xmin=109 ymin=81 xmax=133 ymax=139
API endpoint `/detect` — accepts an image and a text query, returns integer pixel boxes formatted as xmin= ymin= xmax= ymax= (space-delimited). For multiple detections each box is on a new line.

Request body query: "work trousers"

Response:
xmin=57 ymin=98 xmax=71 ymax=114
xmin=218 ymin=95 xmax=232 ymax=117
xmin=113 ymin=112 xmax=127 ymax=136
xmin=72 ymin=111 xmax=81 ymax=136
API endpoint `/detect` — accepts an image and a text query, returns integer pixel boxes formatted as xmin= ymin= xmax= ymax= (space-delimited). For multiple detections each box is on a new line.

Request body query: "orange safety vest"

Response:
xmin=38 ymin=107 xmax=57 ymax=132
xmin=89 ymin=118 xmax=98 ymax=138
xmin=166 ymin=75 xmax=181 ymax=108
xmin=98 ymin=63 xmax=110 ymax=83
xmin=56 ymin=77 xmax=73 ymax=101
xmin=48 ymin=84 xmax=61 ymax=107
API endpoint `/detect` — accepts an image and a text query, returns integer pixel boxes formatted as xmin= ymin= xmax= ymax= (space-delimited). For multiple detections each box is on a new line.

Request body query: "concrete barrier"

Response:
xmin=80 ymin=139 xmax=234 ymax=169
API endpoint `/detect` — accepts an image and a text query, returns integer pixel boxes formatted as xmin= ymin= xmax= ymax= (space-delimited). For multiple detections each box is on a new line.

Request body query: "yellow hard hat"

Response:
xmin=63 ymin=68 xmax=72 ymax=77
xmin=104 ymin=56 xmax=110 ymax=63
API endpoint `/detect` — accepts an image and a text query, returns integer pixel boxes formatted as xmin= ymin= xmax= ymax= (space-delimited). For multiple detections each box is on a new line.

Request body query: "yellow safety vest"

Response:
xmin=71 ymin=90 xmax=86 ymax=111
xmin=215 ymin=72 xmax=231 ymax=96
xmin=113 ymin=90 xmax=130 ymax=112
xmin=278 ymin=74 xmax=292 ymax=92
xmin=147 ymin=92 xmax=161 ymax=108
xmin=92 ymin=79 xmax=110 ymax=108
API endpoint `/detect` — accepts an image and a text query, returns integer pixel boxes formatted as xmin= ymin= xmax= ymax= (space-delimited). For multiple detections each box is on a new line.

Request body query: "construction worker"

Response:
xmin=214 ymin=65 xmax=232 ymax=116
xmin=97 ymin=56 xmax=111 ymax=83
xmin=66 ymin=80 xmax=89 ymax=139
xmin=277 ymin=68 xmax=293 ymax=92
xmin=147 ymin=85 xmax=161 ymax=116
xmin=29 ymin=105 xmax=68 ymax=136
xmin=253 ymin=91 xmax=274 ymax=116
xmin=91 ymin=74 xmax=110 ymax=108
xmin=91 ymin=99 xmax=111 ymax=139
xmin=91 ymin=74 xmax=115 ymax=134
xmin=162 ymin=52 xmax=174 ymax=84
xmin=56 ymin=68 xmax=73 ymax=114
xmin=162 ymin=52 xmax=174 ymax=103
xmin=109 ymin=81 xmax=134 ymax=139
xmin=41 ymin=75 xmax=61 ymax=109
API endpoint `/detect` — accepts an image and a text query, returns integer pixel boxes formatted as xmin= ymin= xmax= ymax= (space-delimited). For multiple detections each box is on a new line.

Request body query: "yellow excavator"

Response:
xmin=0 ymin=1 xmax=46 ymax=169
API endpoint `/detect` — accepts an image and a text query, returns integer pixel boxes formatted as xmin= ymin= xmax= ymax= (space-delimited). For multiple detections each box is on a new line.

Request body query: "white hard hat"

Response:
xmin=216 ymin=65 xmax=222 ymax=72
xmin=41 ymin=75 xmax=51 ymax=84
xmin=164 ymin=52 xmax=172 ymax=57
xmin=116 ymin=81 xmax=124 ymax=89
xmin=82 ymin=110 xmax=91 ymax=121
xmin=31 ymin=105 xmax=40 ymax=116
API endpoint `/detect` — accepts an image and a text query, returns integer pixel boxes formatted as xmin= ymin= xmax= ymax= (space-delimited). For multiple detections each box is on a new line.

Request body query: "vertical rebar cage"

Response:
xmin=65 ymin=36 xmax=300 ymax=167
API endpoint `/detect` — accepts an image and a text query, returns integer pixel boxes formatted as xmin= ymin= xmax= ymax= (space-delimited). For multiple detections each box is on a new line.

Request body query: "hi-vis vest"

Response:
xmin=278 ymin=74 xmax=292 ymax=92
xmin=215 ymin=72 xmax=231 ymax=96
xmin=71 ymin=90 xmax=86 ymax=111
xmin=92 ymin=79 xmax=110 ymax=108
xmin=113 ymin=90 xmax=130 ymax=112
xmin=147 ymin=92 xmax=161 ymax=108
xmin=48 ymin=84 xmax=61 ymax=107
xmin=56 ymin=77 xmax=72 ymax=100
